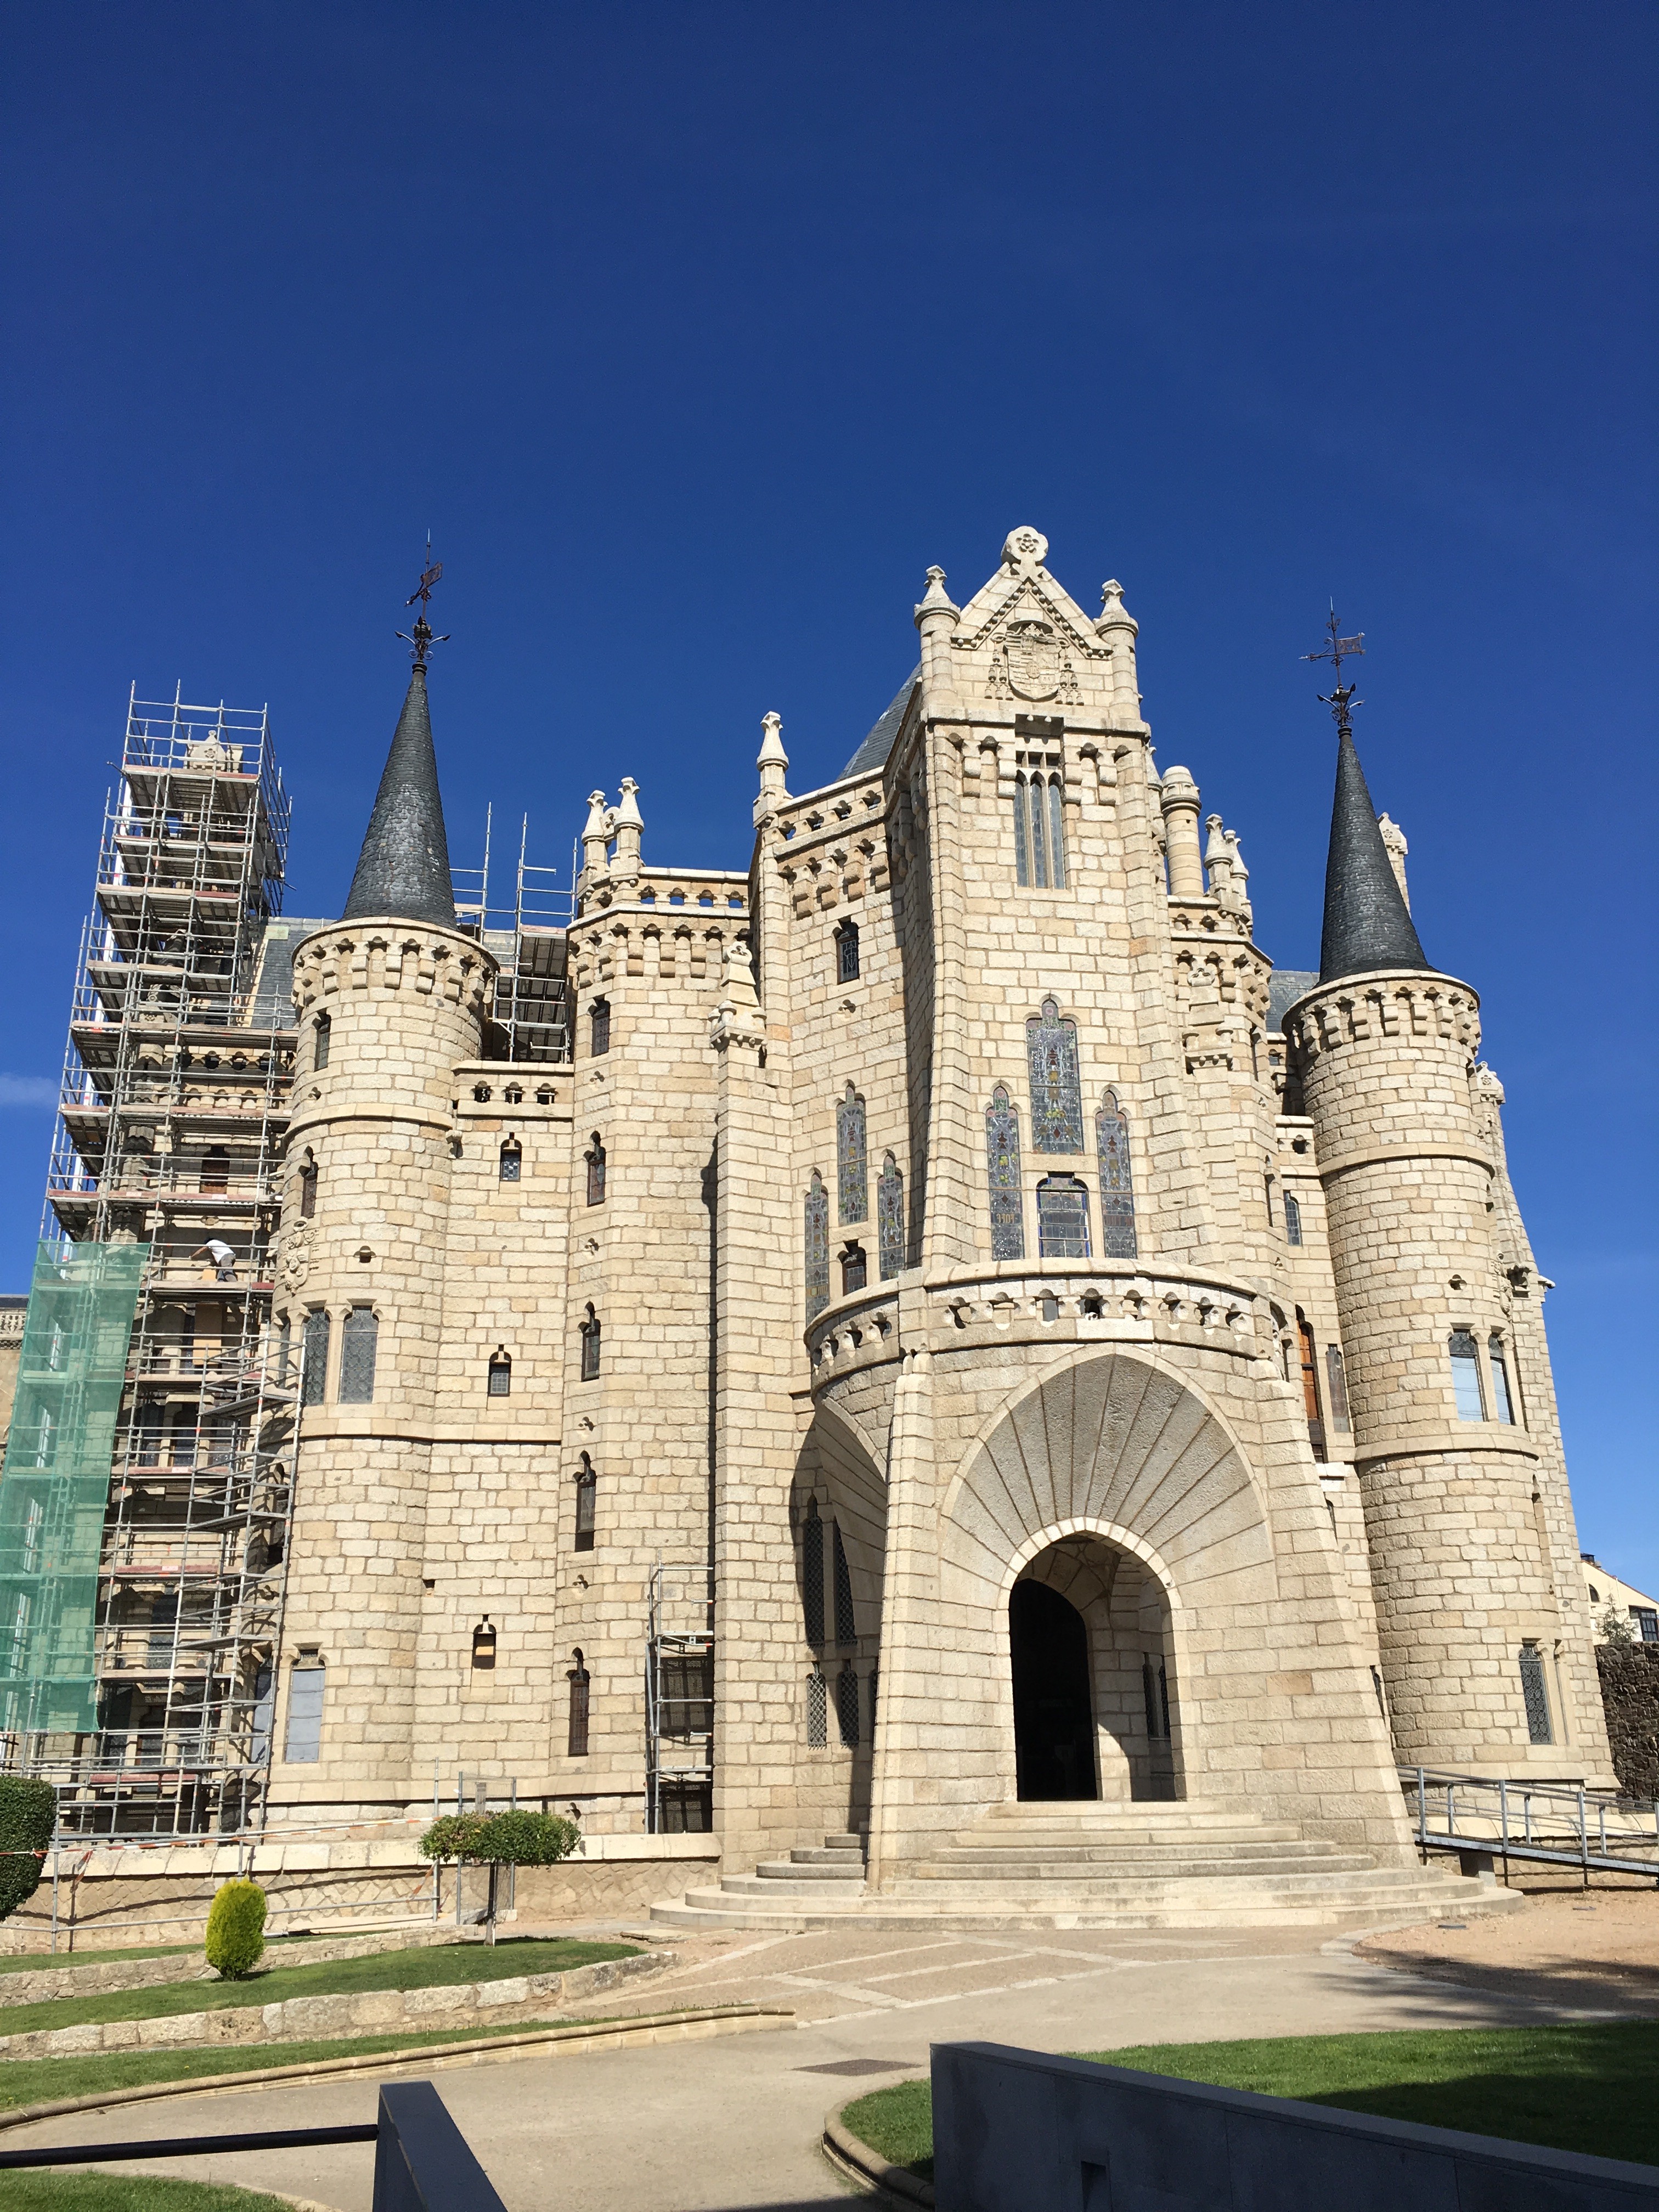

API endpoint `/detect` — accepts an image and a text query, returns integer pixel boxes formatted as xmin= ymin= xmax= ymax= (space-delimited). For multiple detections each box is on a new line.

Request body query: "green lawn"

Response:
xmin=0 ymin=2179 xmax=289 ymax=2211
xmin=0 ymin=2012 xmax=590 ymax=2112
xmin=841 ymin=2023 xmax=1659 ymax=2183
xmin=0 ymin=1937 xmax=636 ymax=2038
xmin=0 ymin=1945 xmax=200 ymax=1977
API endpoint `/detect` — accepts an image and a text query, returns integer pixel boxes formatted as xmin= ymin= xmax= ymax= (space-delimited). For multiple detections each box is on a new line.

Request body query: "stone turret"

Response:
xmin=1285 ymin=724 xmax=1607 ymax=1778
xmin=275 ymin=658 xmax=495 ymax=1812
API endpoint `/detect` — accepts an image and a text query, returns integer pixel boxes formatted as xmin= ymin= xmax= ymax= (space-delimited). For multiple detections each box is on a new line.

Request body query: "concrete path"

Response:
xmin=6 ymin=1919 xmax=1651 ymax=2210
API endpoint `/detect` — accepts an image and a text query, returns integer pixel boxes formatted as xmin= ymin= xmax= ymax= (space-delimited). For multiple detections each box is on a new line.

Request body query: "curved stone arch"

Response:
xmin=939 ymin=1346 xmax=1278 ymax=1614
xmin=792 ymin=1400 xmax=888 ymax=1642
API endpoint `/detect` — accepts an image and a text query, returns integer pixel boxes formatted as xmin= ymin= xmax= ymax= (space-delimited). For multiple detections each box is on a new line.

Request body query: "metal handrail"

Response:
xmin=1401 ymin=1764 xmax=1659 ymax=1883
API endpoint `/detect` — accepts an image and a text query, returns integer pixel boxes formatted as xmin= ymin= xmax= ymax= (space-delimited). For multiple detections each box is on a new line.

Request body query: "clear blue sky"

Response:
xmin=2 ymin=5 xmax=1654 ymax=1581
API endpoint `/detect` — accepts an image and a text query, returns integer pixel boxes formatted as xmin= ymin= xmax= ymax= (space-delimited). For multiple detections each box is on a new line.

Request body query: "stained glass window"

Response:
xmin=300 ymin=1310 xmax=330 ymax=1406
xmin=1026 ymin=998 xmax=1084 ymax=1152
xmin=807 ymin=1665 xmax=827 ymax=1747
xmin=338 ymin=1306 xmax=378 ymax=1403
xmin=833 ymin=1523 xmax=856 ymax=1645
xmin=1449 ymin=1330 xmax=1485 ymax=1421
xmin=804 ymin=1171 xmax=830 ymax=1319
xmin=837 ymin=1086 xmax=868 ymax=1223
xmin=1488 ymin=1335 xmax=1516 ymax=1425
xmin=986 ymin=1086 xmax=1024 ymax=1261
xmin=1283 ymin=1193 xmax=1302 ymax=1245
xmin=802 ymin=1498 xmax=825 ymax=1645
xmin=1094 ymin=1090 xmax=1137 ymax=1258
xmin=877 ymin=1152 xmax=905 ymax=1279
xmin=836 ymin=1661 xmax=860 ymax=1748
xmin=1036 ymin=1175 xmax=1091 ymax=1259
xmin=1519 ymin=1647 xmax=1552 ymax=1744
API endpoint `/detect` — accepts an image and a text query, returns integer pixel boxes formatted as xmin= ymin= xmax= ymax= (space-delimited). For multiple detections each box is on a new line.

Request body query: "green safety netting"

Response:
xmin=0 ymin=1241 xmax=148 ymax=1735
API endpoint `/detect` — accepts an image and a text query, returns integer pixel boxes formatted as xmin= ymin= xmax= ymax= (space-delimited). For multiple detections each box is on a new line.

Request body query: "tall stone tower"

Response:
xmin=1285 ymin=725 xmax=1610 ymax=1779
xmin=274 ymin=657 xmax=495 ymax=1813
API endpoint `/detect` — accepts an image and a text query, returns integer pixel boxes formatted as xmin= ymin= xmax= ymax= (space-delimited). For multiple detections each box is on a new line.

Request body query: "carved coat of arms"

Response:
xmin=1005 ymin=619 xmax=1063 ymax=701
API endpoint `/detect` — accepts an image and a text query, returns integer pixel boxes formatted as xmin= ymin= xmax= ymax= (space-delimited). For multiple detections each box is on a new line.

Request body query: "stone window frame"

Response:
xmin=1518 ymin=1643 xmax=1553 ymax=1744
xmin=579 ymin=1305 xmax=601 ymax=1382
xmin=840 ymin=1243 xmax=867 ymax=1297
xmin=1035 ymin=1173 xmax=1092 ymax=1260
xmin=574 ymin=1454 xmax=597 ymax=1552
xmin=498 ymin=1136 xmax=522 ymax=1184
xmin=585 ymin=1134 xmax=607 ymax=1206
xmin=834 ymin=918 xmax=860 ymax=984
xmin=1487 ymin=1333 xmax=1518 ymax=1426
xmin=589 ymin=996 xmax=611 ymax=1057
xmin=337 ymin=1304 xmax=379 ymax=1405
xmin=312 ymin=1012 xmax=331 ymax=1071
xmin=1283 ymin=1192 xmax=1303 ymax=1246
xmin=567 ymin=1650 xmax=591 ymax=1758
xmin=1012 ymin=769 xmax=1068 ymax=890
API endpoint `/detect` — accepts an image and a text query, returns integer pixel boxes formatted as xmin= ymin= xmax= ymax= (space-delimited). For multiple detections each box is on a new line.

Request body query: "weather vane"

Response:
xmin=396 ymin=534 xmax=450 ymax=667
xmin=1302 ymin=604 xmax=1364 ymax=735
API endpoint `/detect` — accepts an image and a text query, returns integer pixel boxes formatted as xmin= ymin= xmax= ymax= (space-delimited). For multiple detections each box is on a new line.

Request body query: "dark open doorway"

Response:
xmin=1009 ymin=1577 xmax=1098 ymax=1800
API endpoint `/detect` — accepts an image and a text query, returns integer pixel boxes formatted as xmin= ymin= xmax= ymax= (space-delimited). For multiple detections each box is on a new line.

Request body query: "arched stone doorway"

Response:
xmin=1009 ymin=1578 xmax=1096 ymax=1800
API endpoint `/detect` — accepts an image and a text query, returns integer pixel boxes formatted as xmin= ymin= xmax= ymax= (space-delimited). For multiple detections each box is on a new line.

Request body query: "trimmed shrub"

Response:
xmin=205 ymin=1878 xmax=268 ymax=1978
xmin=419 ymin=1810 xmax=580 ymax=1865
xmin=0 ymin=1779 xmax=57 ymax=1922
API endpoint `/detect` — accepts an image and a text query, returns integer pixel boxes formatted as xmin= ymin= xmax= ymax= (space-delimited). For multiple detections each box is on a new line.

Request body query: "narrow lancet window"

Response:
xmin=298 ymin=1155 xmax=318 ymax=1220
xmin=1036 ymin=1175 xmax=1091 ymax=1259
xmin=1449 ymin=1330 xmax=1485 ymax=1421
xmin=589 ymin=997 xmax=610 ymax=1056
xmin=1047 ymin=777 xmax=1067 ymax=888
xmin=579 ymin=1305 xmax=601 ymax=1380
xmin=337 ymin=1306 xmax=378 ymax=1403
xmin=1012 ymin=781 xmax=1030 ymax=885
xmin=1283 ymin=1193 xmax=1303 ymax=1245
xmin=487 ymin=1349 xmax=511 ymax=1397
xmin=837 ymin=1086 xmax=868 ymax=1223
xmin=804 ymin=1171 xmax=830 ymax=1319
xmin=585 ymin=1136 xmax=606 ymax=1205
xmin=1013 ymin=774 xmax=1066 ymax=888
xmin=312 ymin=1013 xmax=330 ymax=1071
xmin=1094 ymin=1090 xmax=1137 ymax=1258
xmin=986 ymin=1086 xmax=1024 ymax=1260
xmin=284 ymin=1660 xmax=325 ymax=1763
xmin=1026 ymin=998 xmax=1084 ymax=1151
xmin=877 ymin=1152 xmax=904 ymax=1279
xmin=1519 ymin=1646 xmax=1552 ymax=1743
xmin=300 ymin=1310 xmax=330 ymax=1407
xmin=1488 ymin=1335 xmax=1516 ymax=1425
xmin=833 ymin=1523 xmax=856 ymax=1645
xmin=802 ymin=1498 xmax=825 ymax=1647
xmin=499 ymin=1140 xmax=521 ymax=1183
xmin=807 ymin=1665 xmax=827 ymax=1747
xmin=836 ymin=1661 xmax=860 ymax=1748
xmin=1297 ymin=1310 xmax=1325 ymax=1460
xmin=574 ymin=1455 xmax=596 ymax=1551
xmin=1325 ymin=1344 xmax=1351 ymax=1434
xmin=834 ymin=919 xmax=860 ymax=983
xmin=567 ymin=1652 xmax=590 ymax=1757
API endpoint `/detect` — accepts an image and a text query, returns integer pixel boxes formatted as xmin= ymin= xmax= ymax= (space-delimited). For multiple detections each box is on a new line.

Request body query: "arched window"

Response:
xmin=877 ymin=1152 xmax=905 ymax=1279
xmin=498 ymin=1139 xmax=522 ymax=1183
xmin=1518 ymin=1645 xmax=1552 ymax=1744
xmin=834 ymin=919 xmax=860 ymax=983
xmin=1095 ymin=1091 xmax=1137 ymax=1259
xmin=1488 ymin=1334 xmax=1516 ymax=1425
xmin=1325 ymin=1344 xmax=1351 ymax=1434
xmin=574 ymin=1455 xmax=596 ymax=1551
xmin=1283 ymin=1193 xmax=1303 ymax=1246
xmin=579 ymin=1305 xmax=601 ymax=1381
xmin=1036 ymin=1175 xmax=1091 ymax=1259
xmin=986 ymin=1086 xmax=1024 ymax=1260
xmin=806 ymin=1664 xmax=827 ymax=1748
xmin=802 ymin=1498 xmax=825 ymax=1646
xmin=833 ymin=1523 xmax=856 ymax=1645
xmin=804 ymin=1171 xmax=830 ymax=1319
xmin=1296 ymin=1309 xmax=1325 ymax=1460
xmin=487 ymin=1348 xmax=511 ymax=1397
xmin=585 ymin=1136 xmax=606 ymax=1206
xmin=837 ymin=1085 xmax=868 ymax=1223
xmin=298 ymin=1153 xmax=318 ymax=1220
xmin=1449 ymin=1329 xmax=1485 ymax=1421
xmin=1026 ymin=998 xmax=1083 ymax=1152
xmin=840 ymin=1243 xmax=867 ymax=1296
xmin=1013 ymin=772 xmax=1067 ymax=889
xmin=535 ymin=1086 xmax=556 ymax=1105
xmin=473 ymin=1082 xmax=493 ymax=1103
xmin=471 ymin=1618 xmax=496 ymax=1672
xmin=836 ymin=1661 xmax=861 ymax=1747
xmin=337 ymin=1306 xmax=378 ymax=1403
xmin=312 ymin=1012 xmax=330 ymax=1070
xmin=567 ymin=1650 xmax=590 ymax=1757
xmin=589 ymin=997 xmax=611 ymax=1056
xmin=300 ymin=1310 xmax=330 ymax=1406
xmin=201 ymin=1146 xmax=229 ymax=1193
xmin=503 ymin=1084 xmax=523 ymax=1105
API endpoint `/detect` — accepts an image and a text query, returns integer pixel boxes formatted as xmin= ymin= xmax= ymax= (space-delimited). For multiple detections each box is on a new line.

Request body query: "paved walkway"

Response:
xmin=8 ymin=1915 xmax=1655 ymax=2209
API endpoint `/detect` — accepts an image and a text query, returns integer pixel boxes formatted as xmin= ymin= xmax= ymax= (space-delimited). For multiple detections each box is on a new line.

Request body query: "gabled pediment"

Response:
xmin=948 ymin=528 xmax=1114 ymax=710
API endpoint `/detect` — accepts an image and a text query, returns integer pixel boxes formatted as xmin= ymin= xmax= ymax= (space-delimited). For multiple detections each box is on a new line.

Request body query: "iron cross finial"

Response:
xmin=396 ymin=534 xmax=451 ymax=666
xmin=1302 ymin=603 xmax=1364 ymax=735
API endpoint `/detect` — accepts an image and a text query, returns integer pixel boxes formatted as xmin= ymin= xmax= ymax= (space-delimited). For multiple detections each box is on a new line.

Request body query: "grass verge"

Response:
xmin=841 ymin=2022 xmax=1659 ymax=2182
xmin=0 ymin=2179 xmax=289 ymax=2210
xmin=0 ymin=1945 xmax=201 ymax=1977
xmin=0 ymin=1937 xmax=637 ymax=2036
xmin=0 ymin=2013 xmax=599 ymax=2112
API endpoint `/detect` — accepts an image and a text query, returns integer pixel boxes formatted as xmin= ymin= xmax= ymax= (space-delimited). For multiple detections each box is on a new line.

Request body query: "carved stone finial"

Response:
xmin=614 ymin=777 xmax=644 ymax=831
xmin=1097 ymin=578 xmax=1138 ymax=638
xmin=1001 ymin=527 xmax=1048 ymax=577
xmin=757 ymin=711 xmax=789 ymax=770
xmin=913 ymin=566 xmax=960 ymax=628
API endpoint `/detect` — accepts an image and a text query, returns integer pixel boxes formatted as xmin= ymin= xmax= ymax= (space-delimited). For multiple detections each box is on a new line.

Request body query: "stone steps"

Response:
xmin=648 ymin=1813 xmax=1523 ymax=1933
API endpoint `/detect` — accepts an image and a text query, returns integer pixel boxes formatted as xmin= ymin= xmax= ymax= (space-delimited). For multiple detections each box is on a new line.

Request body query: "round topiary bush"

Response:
xmin=205 ymin=1877 xmax=268 ymax=1978
xmin=0 ymin=1779 xmax=57 ymax=1922
xmin=477 ymin=1810 xmax=580 ymax=1865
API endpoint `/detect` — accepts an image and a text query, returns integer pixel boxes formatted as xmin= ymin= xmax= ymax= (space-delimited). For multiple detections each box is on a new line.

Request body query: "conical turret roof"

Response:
xmin=341 ymin=662 xmax=456 ymax=926
xmin=1319 ymin=725 xmax=1429 ymax=982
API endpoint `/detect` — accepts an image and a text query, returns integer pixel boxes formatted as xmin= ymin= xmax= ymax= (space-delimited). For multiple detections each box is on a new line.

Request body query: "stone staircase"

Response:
xmin=650 ymin=1801 xmax=1522 ymax=1932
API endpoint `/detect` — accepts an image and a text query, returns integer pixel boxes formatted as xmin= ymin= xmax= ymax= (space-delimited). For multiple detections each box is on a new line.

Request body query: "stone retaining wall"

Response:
xmin=1598 ymin=1646 xmax=1659 ymax=1803
xmin=0 ymin=1924 xmax=459 ymax=2007
xmin=0 ymin=1946 xmax=664 ymax=2063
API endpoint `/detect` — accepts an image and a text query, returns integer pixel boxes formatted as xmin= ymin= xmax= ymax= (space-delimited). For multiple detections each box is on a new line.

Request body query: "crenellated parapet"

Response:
xmin=1285 ymin=974 xmax=1480 ymax=1065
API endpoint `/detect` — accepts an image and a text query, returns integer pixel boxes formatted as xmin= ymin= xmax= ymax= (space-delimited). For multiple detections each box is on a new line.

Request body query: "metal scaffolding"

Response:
xmin=454 ymin=811 xmax=574 ymax=1064
xmin=10 ymin=688 xmax=304 ymax=1835
xmin=646 ymin=1561 xmax=714 ymax=1834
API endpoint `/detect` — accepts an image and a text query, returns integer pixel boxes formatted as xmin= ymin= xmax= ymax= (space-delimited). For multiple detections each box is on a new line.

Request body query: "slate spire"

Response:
xmin=341 ymin=659 xmax=456 ymax=926
xmin=1318 ymin=723 xmax=1429 ymax=983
